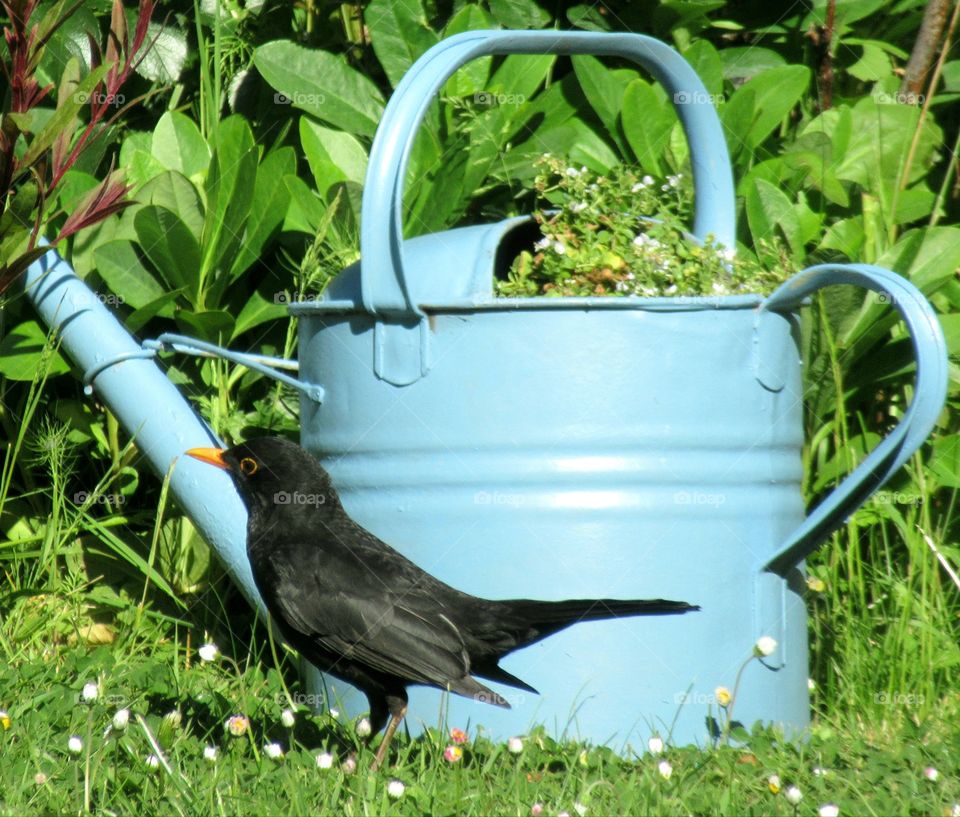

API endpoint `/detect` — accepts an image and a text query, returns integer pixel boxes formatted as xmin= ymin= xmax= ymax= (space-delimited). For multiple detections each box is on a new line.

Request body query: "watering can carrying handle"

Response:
xmin=361 ymin=29 xmax=736 ymax=317
xmin=761 ymin=264 xmax=947 ymax=576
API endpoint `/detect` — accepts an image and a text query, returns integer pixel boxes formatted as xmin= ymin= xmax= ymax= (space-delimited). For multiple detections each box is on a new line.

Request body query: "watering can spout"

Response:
xmin=22 ymin=247 xmax=265 ymax=614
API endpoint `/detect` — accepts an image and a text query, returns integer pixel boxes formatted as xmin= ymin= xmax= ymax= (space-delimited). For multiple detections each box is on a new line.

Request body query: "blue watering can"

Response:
xmin=24 ymin=30 xmax=947 ymax=750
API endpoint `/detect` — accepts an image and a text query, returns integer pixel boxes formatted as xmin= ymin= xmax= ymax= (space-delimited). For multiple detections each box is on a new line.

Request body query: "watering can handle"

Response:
xmin=761 ymin=264 xmax=947 ymax=576
xmin=361 ymin=29 xmax=736 ymax=316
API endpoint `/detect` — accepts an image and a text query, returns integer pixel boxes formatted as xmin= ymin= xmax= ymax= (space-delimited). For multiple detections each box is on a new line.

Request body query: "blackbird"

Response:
xmin=186 ymin=437 xmax=698 ymax=769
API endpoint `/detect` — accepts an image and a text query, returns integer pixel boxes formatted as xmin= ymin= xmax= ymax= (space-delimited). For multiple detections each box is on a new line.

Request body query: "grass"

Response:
xmin=0 ymin=633 xmax=956 ymax=816
xmin=0 ymin=577 xmax=958 ymax=816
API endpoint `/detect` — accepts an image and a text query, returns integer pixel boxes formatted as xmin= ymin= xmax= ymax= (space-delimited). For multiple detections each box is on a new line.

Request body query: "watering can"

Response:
xmin=24 ymin=30 xmax=947 ymax=750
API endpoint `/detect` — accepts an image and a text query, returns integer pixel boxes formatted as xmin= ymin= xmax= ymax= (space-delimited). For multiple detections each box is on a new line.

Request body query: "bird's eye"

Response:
xmin=239 ymin=457 xmax=259 ymax=475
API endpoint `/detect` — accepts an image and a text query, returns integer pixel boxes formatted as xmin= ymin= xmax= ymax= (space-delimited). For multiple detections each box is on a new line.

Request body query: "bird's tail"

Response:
xmin=504 ymin=597 xmax=699 ymax=647
xmin=469 ymin=597 xmax=699 ymax=695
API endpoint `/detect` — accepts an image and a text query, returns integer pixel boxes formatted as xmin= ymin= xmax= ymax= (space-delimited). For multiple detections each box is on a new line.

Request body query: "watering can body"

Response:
xmin=287 ymin=30 xmax=947 ymax=747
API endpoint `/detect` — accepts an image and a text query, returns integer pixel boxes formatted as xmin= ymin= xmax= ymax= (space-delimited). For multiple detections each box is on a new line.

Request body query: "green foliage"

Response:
xmin=498 ymin=157 xmax=790 ymax=297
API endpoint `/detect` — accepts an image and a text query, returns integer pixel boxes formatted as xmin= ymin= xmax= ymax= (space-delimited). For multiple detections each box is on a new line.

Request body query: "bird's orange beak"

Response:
xmin=185 ymin=447 xmax=230 ymax=469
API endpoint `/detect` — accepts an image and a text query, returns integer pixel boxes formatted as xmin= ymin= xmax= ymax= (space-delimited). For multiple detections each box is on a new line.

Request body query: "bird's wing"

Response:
xmin=266 ymin=546 xmax=473 ymax=688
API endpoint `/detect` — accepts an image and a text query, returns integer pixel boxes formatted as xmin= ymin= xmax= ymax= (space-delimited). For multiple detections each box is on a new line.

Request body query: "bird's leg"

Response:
xmin=369 ymin=694 xmax=407 ymax=771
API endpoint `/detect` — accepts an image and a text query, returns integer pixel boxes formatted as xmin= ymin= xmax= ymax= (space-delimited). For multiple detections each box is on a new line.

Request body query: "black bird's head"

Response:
xmin=185 ymin=437 xmax=343 ymax=525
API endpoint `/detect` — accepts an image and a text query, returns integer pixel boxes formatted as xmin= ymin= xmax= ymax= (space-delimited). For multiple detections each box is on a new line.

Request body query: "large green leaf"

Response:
xmin=231 ymin=289 xmax=288 ymax=341
xmin=202 ymin=116 xmax=258 ymax=300
xmin=722 ymin=65 xmax=810 ymax=153
xmin=0 ymin=321 xmax=70 ymax=381
xmin=254 ymin=41 xmax=385 ymax=137
xmin=745 ymin=177 xmax=803 ymax=261
xmin=229 ymin=147 xmax=297 ymax=280
xmin=135 ymin=206 xmax=203 ymax=300
xmin=138 ymin=171 xmax=204 ymax=241
xmin=682 ymin=39 xmax=724 ymax=96
xmin=366 ymin=0 xmax=438 ymax=89
xmin=282 ymin=175 xmax=328 ymax=234
xmin=622 ymin=79 xmax=675 ymax=175
xmin=93 ymin=240 xmax=167 ymax=309
xmin=300 ymin=118 xmax=368 ymax=195
xmin=572 ymin=56 xmax=635 ymax=156
xmin=151 ymin=112 xmax=210 ymax=181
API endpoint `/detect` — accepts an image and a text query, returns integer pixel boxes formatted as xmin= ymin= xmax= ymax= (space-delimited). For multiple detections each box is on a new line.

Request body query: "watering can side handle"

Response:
xmin=760 ymin=263 xmax=947 ymax=576
xmin=361 ymin=29 xmax=736 ymax=317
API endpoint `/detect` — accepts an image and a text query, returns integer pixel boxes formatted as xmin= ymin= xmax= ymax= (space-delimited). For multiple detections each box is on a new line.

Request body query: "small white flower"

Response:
xmin=924 ymin=766 xmax=939 ymax=782
xmin=552 ymin=241 xmax=566 ymax=255
xmin=163 ymin=710 xmax=182 ymax=729
xmin=785 ymin=785 xmax=802 ymax=805
xmin=951 ymin=804 xmax=960 ymax=817
xmin=818 ymin=805 xmax=839 ymax=817
xmin=507 ymin=736 xmax=524 ymax=754
xmin=203 ymin=745 xmax=218 ymax=763
xmin=81 ymin=682 xmax=98 ymax=702
xmin=281 ymin=708 xmax=295 ymax=728
xmin=145 ymin=754 xmax=160 ymax=770
xmin=717 ymin=246 xmax=735 ymax=262
xmin=341 ymin=755 xmax=357 ymax=774
xmin=67 ymin=736 xmax=83 ymax=754
xmin=328 ymin=708 xmax=340 ymax=719
xmin=755 ymin=636 xmax=778 ymax=656
xmin=631 ymin=182 xmax=646 ymax=192
xmin=664 ymin=284 xmax=678 ymax=295
xmin=661 ymin=183 xmax=670 ymax=191
xmin=808 ymin=678 xmax=816 ymax=691
xmin=316 ymin=751 xmax=334 ymax=769
xmin=356 ymin=717 xmax=371 ymax=737
xmin=642 ymin=174 xmax=655 ymax=186
xmin=387 ymin=779 xmax=405 ymax=798
xmin=112 ymin=708 xmax=130 ymax=731
xmin=263 ymin=742 xmax=284 ymax=760
xmin=712 ymin=281 xmax=728 ymax=294
xmin=574 ymin=803 xmax=587 ymax=817
xmin=647 ymin=736 xmax=664 ymax=755
xmin=533 ymin=237 xmax=551 ymax=251
xmin=565 ymin=166 xmax=580 ymax=177
xmin=198 ymin=643 xmax=219 ymax=662
xmin=263 ymin=743 xmax=283 ymax=760
xmin=569 ymin=202 xmax=588 ymax=213
xmin=667 ymin=174 xmax=681 ymax=187
xmin=658 ymin=759 xmax=673 ymax=779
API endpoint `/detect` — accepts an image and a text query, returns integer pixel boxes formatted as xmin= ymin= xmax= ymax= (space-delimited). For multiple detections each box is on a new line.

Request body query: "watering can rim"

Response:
xmin=287 ymin=292 xmax=768 ymax=316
